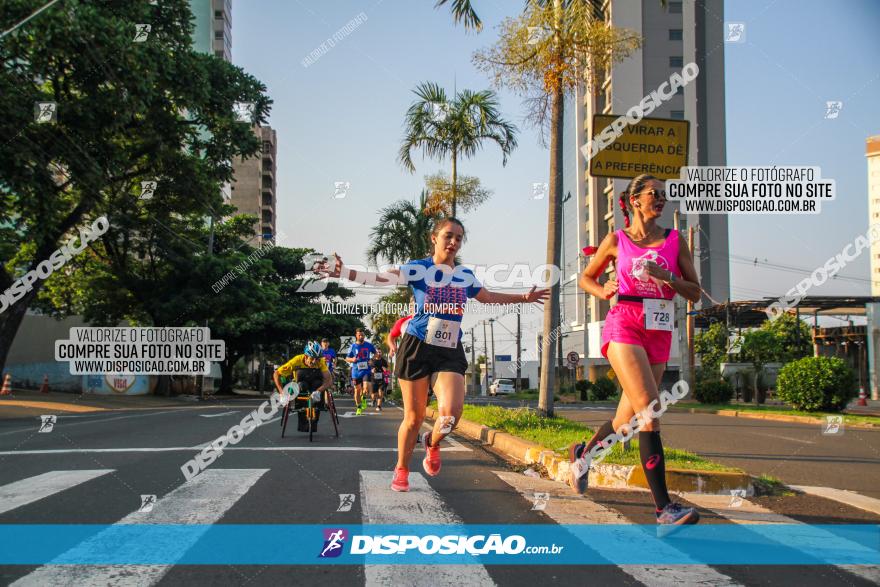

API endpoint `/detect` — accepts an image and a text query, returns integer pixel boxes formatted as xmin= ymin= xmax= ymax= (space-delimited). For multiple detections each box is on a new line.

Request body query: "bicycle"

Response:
xmin=279 ymin=379 xmax=339 ymax=441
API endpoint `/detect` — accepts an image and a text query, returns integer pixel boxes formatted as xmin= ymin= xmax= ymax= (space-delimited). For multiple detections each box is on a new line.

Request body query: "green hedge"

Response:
xmin=590 ymin=377 xmax=617 ymax=401
xmin=776 ymin=356 xmax=855 ymax=412
xmin=575 ymin=379 xmax=591 ymax=401
xmin=694 ymin=379 xmax=733 ymax=404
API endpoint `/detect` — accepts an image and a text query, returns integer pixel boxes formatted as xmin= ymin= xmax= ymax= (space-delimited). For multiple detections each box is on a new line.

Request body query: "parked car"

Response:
xmin=489 ymin=379 xmax=515 ymax=396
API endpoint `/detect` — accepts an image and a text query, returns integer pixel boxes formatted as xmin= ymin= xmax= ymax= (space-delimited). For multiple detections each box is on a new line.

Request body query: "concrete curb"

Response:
xmin=675 ymin=406 xmax=879 ymax=429
xmin=426 ymin=408 xmax=753 ymax=495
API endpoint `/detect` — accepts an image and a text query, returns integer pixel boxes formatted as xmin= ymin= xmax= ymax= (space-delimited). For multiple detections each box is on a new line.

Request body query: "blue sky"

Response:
xmin=232 ymin=0 xmax=880 ymax=356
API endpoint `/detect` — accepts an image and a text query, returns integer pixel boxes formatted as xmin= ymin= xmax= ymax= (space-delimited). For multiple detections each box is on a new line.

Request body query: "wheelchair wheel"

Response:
xmin=280 ymin=401 xmax=290 ymax=438
xmin=326 ymin=390 xmax=340 ymax=438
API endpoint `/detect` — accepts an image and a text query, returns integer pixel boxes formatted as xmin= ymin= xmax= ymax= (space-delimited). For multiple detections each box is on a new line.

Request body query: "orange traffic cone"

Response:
xmin=0 ymin=373 xmax=11 ymax=396
xmin=857 ymin=386 xmax=868 ymax=407
xmin=40 ymin=374 xmax=49 ymax=394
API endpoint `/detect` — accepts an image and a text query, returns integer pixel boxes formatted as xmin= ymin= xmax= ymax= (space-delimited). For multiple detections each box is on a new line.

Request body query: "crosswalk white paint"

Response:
xmin=494 ymin=471 xmax=742 ymax=586
xmin=681 ymin=492 xmax=880 ymax=584
xmin=359 ymin=470 xmax=496 ymax=587
xmin=0 ymin=470 xmax=114 ymax=515
xmin=11 ymin=468 xmax=268 ymax=587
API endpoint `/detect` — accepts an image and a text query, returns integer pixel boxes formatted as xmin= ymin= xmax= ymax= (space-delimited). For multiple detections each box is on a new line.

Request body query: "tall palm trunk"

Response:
xmin=538 ymin=82 xmax=564 ymax=417
xmin=539 ymin=1 xmax=565 ymax=417
xmin=451 ymin=149 xmax=458 ymax=217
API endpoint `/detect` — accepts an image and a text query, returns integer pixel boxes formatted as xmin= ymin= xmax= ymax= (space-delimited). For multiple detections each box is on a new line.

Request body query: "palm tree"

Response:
xmin=434 ymin=0 xmax=482 ymax=32
xmin=398 ymin=82 xmax=517 ymax=217
xmin=366 ymin=191 xmax=443 ymax=266
xmin=470 ymin=0 xmax=640 ymax=416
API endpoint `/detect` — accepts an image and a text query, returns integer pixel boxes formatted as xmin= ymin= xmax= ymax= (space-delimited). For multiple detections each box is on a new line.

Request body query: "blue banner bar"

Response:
xmin=1 ymin=524 xmax=877 ymax=565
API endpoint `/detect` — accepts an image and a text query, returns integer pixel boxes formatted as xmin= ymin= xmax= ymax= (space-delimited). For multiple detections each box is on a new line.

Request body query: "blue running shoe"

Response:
xmin=656 ymin=503 xmax=700 ymax=537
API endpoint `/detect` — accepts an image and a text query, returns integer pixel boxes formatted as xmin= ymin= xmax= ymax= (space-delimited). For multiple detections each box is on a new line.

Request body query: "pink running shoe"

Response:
xmin=391 ymin=467 xmax=409 ymax=492
xmin=421 ymin=431 xmax=441 ymax=476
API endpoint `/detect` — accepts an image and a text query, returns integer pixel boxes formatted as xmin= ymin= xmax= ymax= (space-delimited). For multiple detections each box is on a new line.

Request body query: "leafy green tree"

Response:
xmin=0 ymin=0 xmax=271 ymax=373
xmin=762 ymin=313 xmax=811 ymax=363
xmin=424 ymin=171 xmax=492 ymax=216
xmin=472 ymin=0 xmax=640 ymax=416
xmin=740 ymin=329 xmax=782 ymax=402
xmin=694 ymin=322 xmax=730 ymax=380
xmin=398 ymin=81 xmax=517 ymax=216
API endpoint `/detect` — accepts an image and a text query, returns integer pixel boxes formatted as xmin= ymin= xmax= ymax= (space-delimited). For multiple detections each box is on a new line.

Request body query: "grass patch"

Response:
xmin=752 ymin=474 xmax=795 ymax=497
xmin=459 ymin=404 xmax=740 ymax=473
xmin=675 ymin=403 xmax=880 ymax=426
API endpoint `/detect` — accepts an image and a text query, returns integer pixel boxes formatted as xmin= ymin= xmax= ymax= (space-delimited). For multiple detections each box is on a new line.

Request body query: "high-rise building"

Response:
xmin=190 ymin=0 xmax=231 ymax=61
xmin=188 ymin=0 xmax=277 ymax=244
xmin=230 ymin=126 xmax=277 ymax=244
xmin=562 ymin=0 xmax=729 ymax=368
xmin=868 ymin=136 xmax=880 ymax=294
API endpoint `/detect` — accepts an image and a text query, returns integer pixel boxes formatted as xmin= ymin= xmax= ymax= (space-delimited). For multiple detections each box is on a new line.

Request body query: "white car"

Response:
xmin=489 ymin=379 xmax=515 ymax=396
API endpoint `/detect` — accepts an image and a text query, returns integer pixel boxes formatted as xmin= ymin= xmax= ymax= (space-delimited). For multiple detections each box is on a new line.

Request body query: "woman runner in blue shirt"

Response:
xmin=325 ymin=218 xmax=547 ymax=492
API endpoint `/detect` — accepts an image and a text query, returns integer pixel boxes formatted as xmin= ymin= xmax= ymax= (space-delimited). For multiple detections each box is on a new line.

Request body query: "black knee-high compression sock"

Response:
xmin=639 ymin=431 xmax=671 ymax=512
xmin=575 ymin=420 xmax=615 ymax=458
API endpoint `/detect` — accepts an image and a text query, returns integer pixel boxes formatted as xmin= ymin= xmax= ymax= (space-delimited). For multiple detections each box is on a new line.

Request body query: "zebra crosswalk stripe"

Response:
xmin=0 ymin=470 xmax=114 ymax=515
xmin=494 ymin=471 xmax=743 ymax=586
xmin=11 ymin=468 xmax=268 ymax=587
xmin=359 ymin=470 xmax=497 ymax=587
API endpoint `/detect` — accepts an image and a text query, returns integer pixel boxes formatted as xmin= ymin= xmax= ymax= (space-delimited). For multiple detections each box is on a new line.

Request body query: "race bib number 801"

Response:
xmin=426 ymin=317 xmax=460 ymax=349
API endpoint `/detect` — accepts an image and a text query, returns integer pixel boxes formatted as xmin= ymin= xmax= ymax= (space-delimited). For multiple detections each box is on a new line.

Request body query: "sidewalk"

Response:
xmin=0 ymin=388 xmax=264 ymax=414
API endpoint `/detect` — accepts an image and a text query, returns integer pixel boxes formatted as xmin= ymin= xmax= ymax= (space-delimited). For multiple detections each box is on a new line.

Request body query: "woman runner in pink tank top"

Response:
xmin=569 ymin=174 xmax=704 ymax=532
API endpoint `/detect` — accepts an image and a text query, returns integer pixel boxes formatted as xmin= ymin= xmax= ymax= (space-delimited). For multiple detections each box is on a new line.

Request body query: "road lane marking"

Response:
xmin=359 ymin=470 xmax=496 ymax=586
xmin=198 ymin=411 xmax=239 ymax=418
xmin=0 ymin=410 xmax=184 ymax=437
xmin=0 ymin=470 xmax=114 ymax=515
xmin=494 ymin=470 xmax=742 ymax=586
xmin=11 ymin=468 xmax=267 ymax=587
xmin=0 ymin=444 xmax=472 ymax=455
xmin=681 ymin=492 xmax=880 ymax=583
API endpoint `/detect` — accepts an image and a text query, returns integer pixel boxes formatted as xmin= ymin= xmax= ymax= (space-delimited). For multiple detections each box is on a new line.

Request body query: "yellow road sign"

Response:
xmin=589 ymin=115 xmax=690 ymax=180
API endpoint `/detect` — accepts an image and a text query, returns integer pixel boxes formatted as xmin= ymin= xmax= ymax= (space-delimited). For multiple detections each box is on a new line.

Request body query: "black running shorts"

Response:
xmin=393 ymin=332 xmax=468 ymax=381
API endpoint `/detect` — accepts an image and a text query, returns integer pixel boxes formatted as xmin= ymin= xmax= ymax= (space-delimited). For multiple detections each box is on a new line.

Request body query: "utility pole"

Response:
xmin=674 ymin=211 xmax=690 ymax=396
xmin=469 ymin=327 xmax=478 ymax=395
xmin=489 ymin=318 xmax=497 ymax=384
xmin=515 ymin=311 xmax=522 ymax=392
xmin=482 ymin=320 xmax=489 ymax=395
xmin=687 ymin=225 xmax=695 ymax=395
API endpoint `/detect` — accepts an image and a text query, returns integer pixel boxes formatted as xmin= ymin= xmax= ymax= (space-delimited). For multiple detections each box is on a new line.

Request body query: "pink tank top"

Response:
xmin=616 ymin=229 xmax=680 ymax=300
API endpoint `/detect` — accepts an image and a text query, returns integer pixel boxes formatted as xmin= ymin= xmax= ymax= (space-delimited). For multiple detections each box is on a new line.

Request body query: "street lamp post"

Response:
xmin=489 ymin=318 xmax=496 ymax=385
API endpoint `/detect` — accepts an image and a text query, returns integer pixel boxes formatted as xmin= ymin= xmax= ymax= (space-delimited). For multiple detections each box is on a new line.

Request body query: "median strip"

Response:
xmin=427 ymin=404 xmax=752 ymax=495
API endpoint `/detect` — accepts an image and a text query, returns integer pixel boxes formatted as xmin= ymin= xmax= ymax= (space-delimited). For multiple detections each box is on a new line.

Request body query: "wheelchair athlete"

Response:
xmin=273 ymin=341 xmax=333 ymax=430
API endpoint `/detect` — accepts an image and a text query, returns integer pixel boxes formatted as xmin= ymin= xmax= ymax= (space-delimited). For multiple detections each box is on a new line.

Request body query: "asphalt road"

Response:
xmin=0 ymin=394 xmax=878 ymax=586
xmin=551 ymin=405 xmax=880 ymax=500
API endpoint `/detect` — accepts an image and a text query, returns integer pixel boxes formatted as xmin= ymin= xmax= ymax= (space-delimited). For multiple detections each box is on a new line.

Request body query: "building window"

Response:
xmin=263 ymin=193 xmax=272 ymax=206
xmin=669 ymin=29 xmax=683 ymax=41
xmin=669 ymin=56 xmax=683 ymax=67
xmin=671 ymin=110 xmax=685 ymax=120
xmin=669 ymin=1 xmax=682 ymax=13
xmin=214 ymin=30 xmax=224 ymax=39
xmin=214 ymin=50 xmax=224 ymax=58
xmin=214 ymin=10 xmax=223 ymax=19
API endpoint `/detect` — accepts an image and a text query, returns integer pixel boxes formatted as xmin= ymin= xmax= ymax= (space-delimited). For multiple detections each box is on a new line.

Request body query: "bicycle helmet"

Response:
xmin=304 ymin=341 xmax=322 ymax=358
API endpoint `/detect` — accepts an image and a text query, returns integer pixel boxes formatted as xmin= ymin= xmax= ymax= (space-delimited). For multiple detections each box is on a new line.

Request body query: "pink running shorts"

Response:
xmin=600 ymin=300 xmax=672 ymax=364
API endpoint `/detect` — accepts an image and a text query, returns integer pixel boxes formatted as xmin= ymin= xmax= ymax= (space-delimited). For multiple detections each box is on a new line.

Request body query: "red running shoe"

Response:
xmin=421 ymin=431 xmax=441 ymax=476
xmin=391 ymin=467 xmax=409 ymax=492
